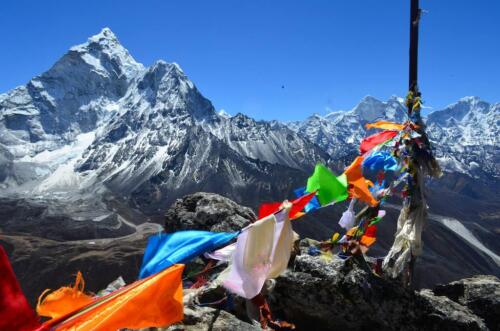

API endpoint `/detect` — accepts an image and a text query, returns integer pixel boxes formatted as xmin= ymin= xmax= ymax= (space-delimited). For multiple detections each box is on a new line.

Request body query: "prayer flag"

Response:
xmin=0 ymin=245 xmax=40 ymax=331
xmin=293 ymin=187 xmax=320 ymax=212
xmin=360 ymin=130 xmax=399 ymax=154
xmin=222 ymin=207 xmax=294 ymax=299
xmin=362 ymin=151 xmax=399 ymax=172
xmin=360 ymin=225 xmax=377 ymax=247
xmin=344 ymin=157 xmax=378 ymax=207
xmin=365 ymin=120 xmax=405 ymax=131
xmin=139 ymin=231 xmax=237 ymax=279
xmin=37 ymin=271 xmax=94 ymax=320
xmin=306 ymin=164 xmax=348 ymax=206
xmin=258 ymin=202 xmax=282 ymax=219
xmin=257 ymin=192 xmax=316 ymax=220
xmin=338 ymin=199 xmax=356 ymax=229
xmin=45 ymin=264 xmax=184 ymax=331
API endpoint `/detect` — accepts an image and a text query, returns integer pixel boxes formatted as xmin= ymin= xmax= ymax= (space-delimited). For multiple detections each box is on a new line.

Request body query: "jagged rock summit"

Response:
xmin=270 ymin=250 xmax=495 ymax=330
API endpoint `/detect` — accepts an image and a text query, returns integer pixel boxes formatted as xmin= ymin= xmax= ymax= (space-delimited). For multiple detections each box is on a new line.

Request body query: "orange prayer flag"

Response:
xmin=365 ymin=120 xmax=405 ymax=131
xmin=291 ymin=211 xmax=306 ymax=220
xmin=48 ymin=264 xmax=184 ymax=331
xmin=344 ymin=156 xmax=378 ymax=207
xmin=360 ymin=236 xmax=376 ymax=246
xmin=37 ymin=271 xmax=94 ymax=320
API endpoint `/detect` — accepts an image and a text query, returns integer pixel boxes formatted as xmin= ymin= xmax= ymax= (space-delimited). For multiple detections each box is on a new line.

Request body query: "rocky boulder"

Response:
xmin=164 ymin=192 xmax=255 ymax=233
xmin=268 ymin=250 xmax=488 ymax=330
xmin=433 ymin=275 xmax=500 ymax=330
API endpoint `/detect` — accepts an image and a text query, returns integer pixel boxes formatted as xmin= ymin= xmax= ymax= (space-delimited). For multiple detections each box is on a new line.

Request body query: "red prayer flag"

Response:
xmin=258 ymin=192 xmax=316 ymax=220
xmin=258 ymin=202 xmax=282 ymax=219
xmin=364 ymin=224 xmax=377 ymax=238
xmin=359 ymin=130 xmax=399 ymax=154
xmin=0 ymin=245 xmax=41 ymax=331
xmin=360 ymin=225 xmax=377 ymax=247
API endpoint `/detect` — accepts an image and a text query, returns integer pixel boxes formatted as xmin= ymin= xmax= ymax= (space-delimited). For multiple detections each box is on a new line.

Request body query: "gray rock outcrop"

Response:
xmin=164 ymin=192 xmax=256 ymax=233
xmin=434 ymin=275 xmax=500 ymax=330
xmin=269 ymin=253 xmax=487 ymax=330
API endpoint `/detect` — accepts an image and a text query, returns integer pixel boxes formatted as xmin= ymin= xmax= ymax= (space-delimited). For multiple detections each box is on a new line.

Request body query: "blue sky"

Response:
xmin=1 ymin=0 xmax=498 ymax=120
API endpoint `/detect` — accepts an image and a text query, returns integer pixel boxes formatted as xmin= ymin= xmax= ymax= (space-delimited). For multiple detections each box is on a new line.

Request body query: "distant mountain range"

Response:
xmin=287 ymin=95 xmax=499 ymax=180
xmin=0 ymin=28 xmax=498 ymax=300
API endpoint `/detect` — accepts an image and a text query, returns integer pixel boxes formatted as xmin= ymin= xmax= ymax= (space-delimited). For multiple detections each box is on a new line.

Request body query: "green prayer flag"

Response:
xmin=306 ymin=164 xmax=348 ymax=206
xmin=337 ymin=173 xmax=348 ymax=188
xmin=369 ymin=216 xmax=383 ymax=226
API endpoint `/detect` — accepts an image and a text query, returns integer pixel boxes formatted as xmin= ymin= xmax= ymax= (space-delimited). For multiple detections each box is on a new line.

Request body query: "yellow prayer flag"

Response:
xmin=365 ymin=120 xmax=405 ymax=131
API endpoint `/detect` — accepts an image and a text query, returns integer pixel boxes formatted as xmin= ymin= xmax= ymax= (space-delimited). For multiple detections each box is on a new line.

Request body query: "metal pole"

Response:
xmin=407 ymin=0 xmax=420 ymax=287
xmin=385 ymin=0 xmax=441 ymax=287
xmin=409 ymin=0 xmax=420 ymax=99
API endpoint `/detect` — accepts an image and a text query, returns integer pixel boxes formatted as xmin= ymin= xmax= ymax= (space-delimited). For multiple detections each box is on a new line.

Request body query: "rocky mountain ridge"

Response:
xmin=287 ymin=95 xmax=499 ymax=180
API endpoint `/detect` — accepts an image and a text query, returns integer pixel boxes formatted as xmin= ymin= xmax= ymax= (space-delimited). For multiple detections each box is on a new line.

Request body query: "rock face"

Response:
xmin=268 ymin=250 xmax=488 ymax=331
xmin=167 ymin=307 xmax=259 ymax=331
xmin=434 ymin=275 xmax=500 ymax=330
xmin=164 ymin=192 xmax=256 ymax=233
xmin=162 ymin=289 xmax=260 ymax=331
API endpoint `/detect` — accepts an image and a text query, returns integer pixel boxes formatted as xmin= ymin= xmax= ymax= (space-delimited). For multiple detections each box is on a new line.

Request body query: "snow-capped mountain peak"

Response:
xmin=350 ymin=95 xmax=406 ymax=123
xmin=0 ymin=28 xmax=330 ymax=206
xmin=424 ymin=96 xmax=498 ymax=177
xmin=87 ymin=27 xmax=118 ymax=43
xmin=427 ymin=96 xmax=493 ymax=125
xmin=0 ymin=28 xmax=149 ymax=163
xmin=69 ymin=27 xmax=144 ymax=80
xmin=218 ymin=109 xmax=232 ymax=118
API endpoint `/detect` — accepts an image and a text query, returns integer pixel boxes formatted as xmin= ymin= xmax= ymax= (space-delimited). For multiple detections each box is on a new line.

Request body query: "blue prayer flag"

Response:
xmin=139 ymin=230 xmax=238 ymax=279
xmin=362 ymin=151 xmax=398 ymax=172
